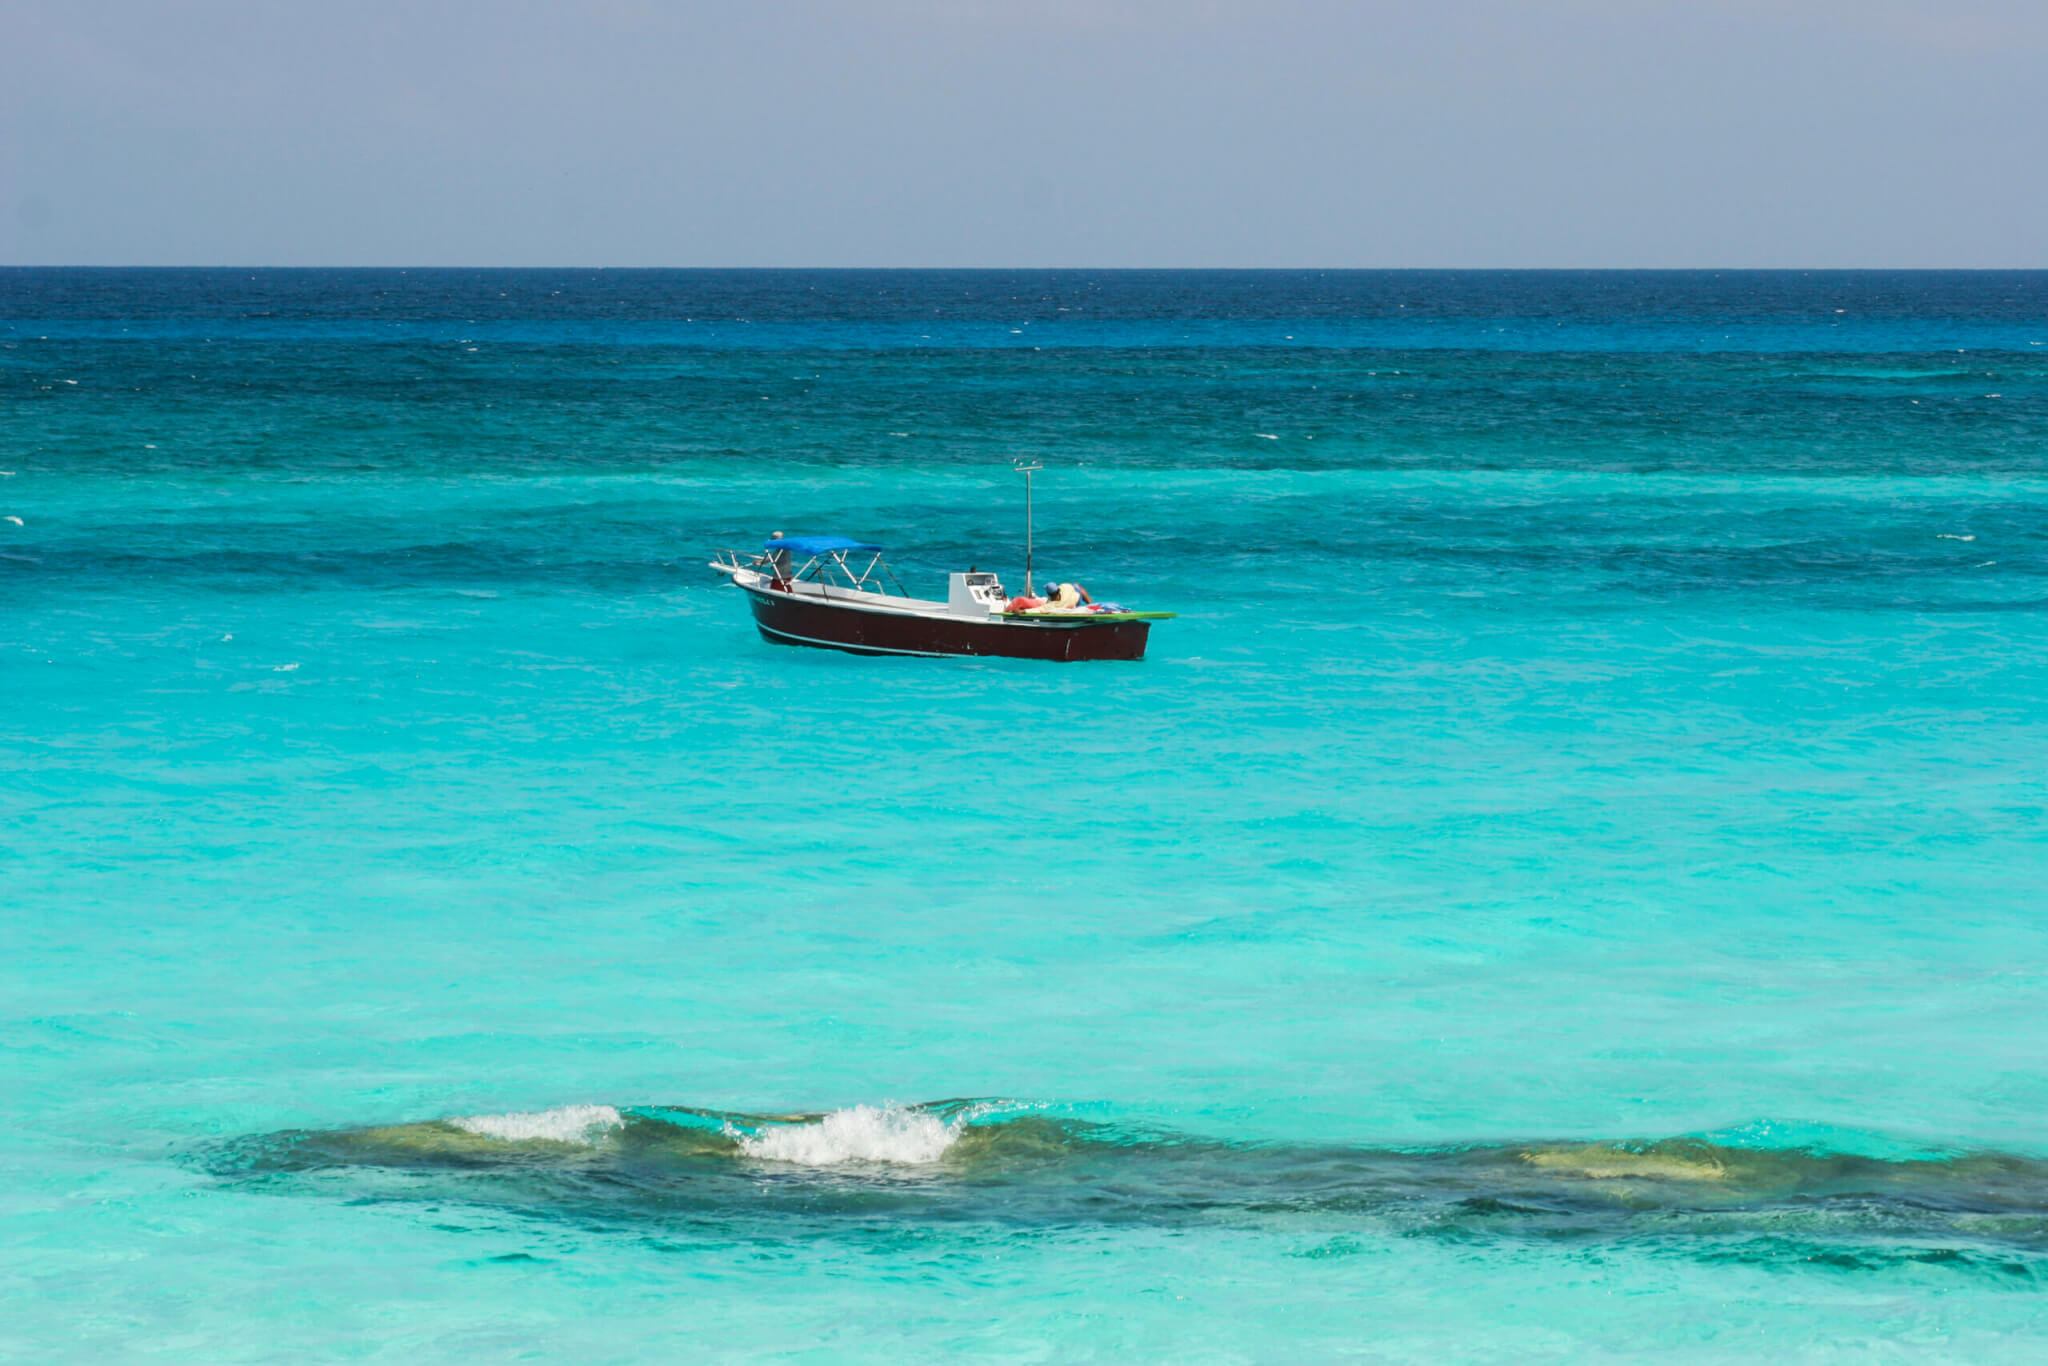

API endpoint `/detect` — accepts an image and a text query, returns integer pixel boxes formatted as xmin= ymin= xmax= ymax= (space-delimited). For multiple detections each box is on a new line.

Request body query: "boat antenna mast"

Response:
xmin=1015 ymin=460 xmax=1043 ymax=593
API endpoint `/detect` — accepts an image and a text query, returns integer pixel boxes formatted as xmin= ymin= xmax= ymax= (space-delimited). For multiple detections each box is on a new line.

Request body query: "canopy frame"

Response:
xmin=739 ymin=537 xmax=909 ymax=597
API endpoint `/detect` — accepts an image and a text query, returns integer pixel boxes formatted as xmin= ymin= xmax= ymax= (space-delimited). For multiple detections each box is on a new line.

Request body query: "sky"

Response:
xmin=2 ymin=0 xmax=2044 ymax=267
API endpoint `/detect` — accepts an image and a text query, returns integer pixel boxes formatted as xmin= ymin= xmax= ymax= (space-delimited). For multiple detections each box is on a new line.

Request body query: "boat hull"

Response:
xmin=741 ymin=583 xmax=1151 ymax=661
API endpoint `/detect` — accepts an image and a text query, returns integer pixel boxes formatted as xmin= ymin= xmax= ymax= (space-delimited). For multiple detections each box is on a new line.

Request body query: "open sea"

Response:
xmin=5 ymin=268 xmax=2048 ymax=1362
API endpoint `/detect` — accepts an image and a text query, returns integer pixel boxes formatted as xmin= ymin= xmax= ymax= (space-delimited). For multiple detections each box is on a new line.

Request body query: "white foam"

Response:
xmin=452 ymin=1104 xmax=624 ymax=1145
xmin=735 ymin=1104 xmax=964 ymax=1166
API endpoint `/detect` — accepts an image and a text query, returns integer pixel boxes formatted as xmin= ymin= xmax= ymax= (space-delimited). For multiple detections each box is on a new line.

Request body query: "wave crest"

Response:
xmin=451 ymin=1104 xmax=624 ymax=1145
xmin=733 ymin=1103 xmax=964 ymax=1166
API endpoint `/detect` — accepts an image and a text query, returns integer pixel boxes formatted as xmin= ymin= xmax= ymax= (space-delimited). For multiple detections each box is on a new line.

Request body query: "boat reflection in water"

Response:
xmin=709 ymin=535 xmax=1174 ymax=662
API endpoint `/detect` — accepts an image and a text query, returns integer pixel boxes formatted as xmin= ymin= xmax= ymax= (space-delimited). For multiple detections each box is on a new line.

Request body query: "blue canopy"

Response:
xmin=765 ymin=535 xmax=881 ymax=557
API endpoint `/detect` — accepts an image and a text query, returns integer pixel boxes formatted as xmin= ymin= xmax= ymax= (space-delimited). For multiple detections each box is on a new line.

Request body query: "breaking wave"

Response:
xmin=451 ymin=1104 xmax=624 ymax=1145
xmin=730 ymin=1102 xmax=966 ymax=1166
xmin=197 ymin=1100 xmax=2048 ymax=1277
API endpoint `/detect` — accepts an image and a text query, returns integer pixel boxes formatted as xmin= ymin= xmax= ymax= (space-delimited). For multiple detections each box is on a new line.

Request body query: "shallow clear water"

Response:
xmin=5 ymin=269 xmax=2048 ymax=1360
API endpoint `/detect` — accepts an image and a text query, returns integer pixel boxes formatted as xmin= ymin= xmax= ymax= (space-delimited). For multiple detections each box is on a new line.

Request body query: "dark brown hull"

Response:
xmin=742 ymin=584 xmax=1151 ymax=661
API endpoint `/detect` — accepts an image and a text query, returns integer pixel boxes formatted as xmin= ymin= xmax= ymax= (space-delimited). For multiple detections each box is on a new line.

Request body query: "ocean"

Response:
xmin=4 ymin=268 xmax=2047 ymax=1360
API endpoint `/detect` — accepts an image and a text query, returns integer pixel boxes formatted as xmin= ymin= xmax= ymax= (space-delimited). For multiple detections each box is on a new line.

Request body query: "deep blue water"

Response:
xmin=6 ymin=269 xmax=2048 ymax=1361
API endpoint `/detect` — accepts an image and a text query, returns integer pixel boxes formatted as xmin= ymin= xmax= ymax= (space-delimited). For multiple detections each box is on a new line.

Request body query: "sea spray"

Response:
xmin=451 ymin=1104 xmax=624 ymax=1145
xmin=731 ymin=1103 xmax=966 ymax=1166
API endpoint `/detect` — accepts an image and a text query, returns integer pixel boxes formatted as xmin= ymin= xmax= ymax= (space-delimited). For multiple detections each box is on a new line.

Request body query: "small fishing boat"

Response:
xmin=709 ymin=464 xmax=1174 ymax=661
xmin=708 ymin=536 xmax=1174 ymax=661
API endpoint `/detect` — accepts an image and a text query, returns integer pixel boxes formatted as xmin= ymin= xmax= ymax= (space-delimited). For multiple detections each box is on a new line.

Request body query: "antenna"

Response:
xmin=1015 ymin=460 xmax=1043 ymax=593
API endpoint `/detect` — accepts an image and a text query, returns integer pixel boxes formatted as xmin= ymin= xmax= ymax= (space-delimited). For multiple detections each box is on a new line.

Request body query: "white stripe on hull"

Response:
xmin=754 ymin=621 xmax=952 ymax=657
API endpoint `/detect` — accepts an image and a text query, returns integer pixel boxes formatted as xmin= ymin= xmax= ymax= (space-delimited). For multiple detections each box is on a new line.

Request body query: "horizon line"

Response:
xmin=7 ymin=263 xmax=2048 ymax=275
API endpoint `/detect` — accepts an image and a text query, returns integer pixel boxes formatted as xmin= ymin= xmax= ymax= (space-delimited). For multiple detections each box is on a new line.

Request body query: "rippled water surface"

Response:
xmin=6 ymin=269 xmax=2048 ymax=1361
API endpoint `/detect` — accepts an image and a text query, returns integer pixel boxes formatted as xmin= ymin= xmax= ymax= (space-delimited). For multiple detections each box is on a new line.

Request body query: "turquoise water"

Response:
xmin=6 ymin=269 xmax=2048 ymax=1360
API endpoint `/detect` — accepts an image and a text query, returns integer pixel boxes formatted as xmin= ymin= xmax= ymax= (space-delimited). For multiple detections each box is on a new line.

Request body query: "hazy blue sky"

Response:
xmin=4 ymin=0 xmax=2044 ymax=266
